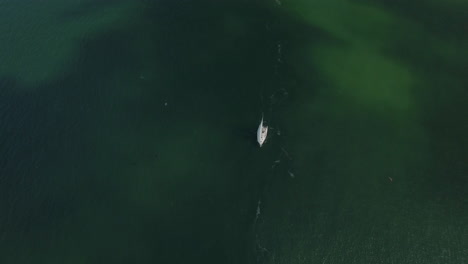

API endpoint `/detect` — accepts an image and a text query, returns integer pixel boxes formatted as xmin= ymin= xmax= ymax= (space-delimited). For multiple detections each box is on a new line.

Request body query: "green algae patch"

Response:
xmin=0 ymin=1 xmax=140 ymax=88
xmin=311 ymin=45 xmax=414 ymax=114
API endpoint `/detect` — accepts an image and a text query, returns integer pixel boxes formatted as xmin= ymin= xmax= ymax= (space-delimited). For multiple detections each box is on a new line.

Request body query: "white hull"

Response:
xmin=257 ymin=116 xmax=268 ymax=147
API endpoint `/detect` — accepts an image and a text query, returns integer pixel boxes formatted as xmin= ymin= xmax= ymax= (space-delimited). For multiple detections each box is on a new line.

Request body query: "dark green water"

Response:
xmin=0 ymin=0 xmax=467 ymax=263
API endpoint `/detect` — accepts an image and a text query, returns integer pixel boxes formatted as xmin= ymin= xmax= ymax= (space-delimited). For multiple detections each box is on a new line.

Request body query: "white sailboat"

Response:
xmin=257 ymin=115 xmax=268 ymax=147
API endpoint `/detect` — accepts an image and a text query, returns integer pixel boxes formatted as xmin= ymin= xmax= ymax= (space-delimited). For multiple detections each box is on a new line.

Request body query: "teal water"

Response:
xmin=0 ymin=0 xmax=467 ymax=263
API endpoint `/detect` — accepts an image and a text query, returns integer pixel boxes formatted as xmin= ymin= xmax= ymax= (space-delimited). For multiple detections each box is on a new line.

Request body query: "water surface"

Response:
xmin=0 ymin=0 xmax=467 ymax=263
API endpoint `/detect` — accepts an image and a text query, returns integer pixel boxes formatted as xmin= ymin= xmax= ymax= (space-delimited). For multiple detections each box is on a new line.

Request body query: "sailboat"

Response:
xmin=257 ymin=115 xmax=268 ymax=147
